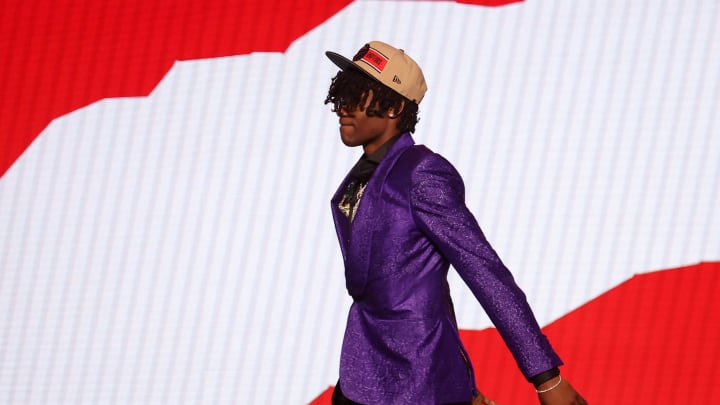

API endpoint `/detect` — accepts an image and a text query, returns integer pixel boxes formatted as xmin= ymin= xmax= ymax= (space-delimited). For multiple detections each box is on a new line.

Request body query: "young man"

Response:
xmin=324 ymin=41 xmax=587 ymax=405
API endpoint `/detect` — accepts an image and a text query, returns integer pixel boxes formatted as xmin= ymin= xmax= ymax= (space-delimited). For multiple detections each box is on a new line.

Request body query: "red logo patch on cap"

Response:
xmin=360 ymin=48 xmax=389 ymax=73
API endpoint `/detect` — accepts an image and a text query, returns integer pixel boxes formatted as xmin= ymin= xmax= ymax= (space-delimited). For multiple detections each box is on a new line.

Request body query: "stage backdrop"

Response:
xmin=1 ymin=0 xmax=719 ymax=403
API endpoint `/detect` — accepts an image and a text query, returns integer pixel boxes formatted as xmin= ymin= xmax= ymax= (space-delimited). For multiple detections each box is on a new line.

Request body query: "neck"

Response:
xmin=363 ymin=129 xmax=402 ymax=155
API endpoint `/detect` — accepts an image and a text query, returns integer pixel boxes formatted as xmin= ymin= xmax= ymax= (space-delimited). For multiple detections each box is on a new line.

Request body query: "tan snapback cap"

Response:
xmin=326 ymin=41 xmax=428 ymax=104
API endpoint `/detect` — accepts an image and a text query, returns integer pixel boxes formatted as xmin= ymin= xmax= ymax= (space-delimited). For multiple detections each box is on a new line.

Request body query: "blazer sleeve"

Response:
xmin=409 ymin=152 xmax=563 ymax=380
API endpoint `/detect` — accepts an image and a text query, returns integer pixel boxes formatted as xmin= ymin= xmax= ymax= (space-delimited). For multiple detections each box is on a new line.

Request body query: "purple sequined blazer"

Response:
xmin=331 ymin=133 xmax=562 ymax=404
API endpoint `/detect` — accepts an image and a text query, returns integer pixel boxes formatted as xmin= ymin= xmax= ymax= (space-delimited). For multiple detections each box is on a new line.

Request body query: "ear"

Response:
xmin=387 ymin=100 xmax=405 ymax=119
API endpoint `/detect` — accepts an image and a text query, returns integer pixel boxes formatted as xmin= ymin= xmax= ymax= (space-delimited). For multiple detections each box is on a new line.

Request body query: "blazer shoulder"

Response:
xmin=394 ymin=144 xmax=443 ymax=170
xmin=396 ymin=145 xmax=460 ymax=179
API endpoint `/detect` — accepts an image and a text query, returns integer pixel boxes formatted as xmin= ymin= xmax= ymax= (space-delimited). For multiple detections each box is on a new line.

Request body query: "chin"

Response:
xmin=341 ymin=139 xmax=361 ymax=148
xmin=339 ymin=133 xmax=360 ymax=148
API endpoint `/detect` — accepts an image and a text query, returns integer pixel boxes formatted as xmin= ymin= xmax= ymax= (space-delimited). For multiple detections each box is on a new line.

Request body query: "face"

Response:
xmin=336 ymin=90 xmax=397 ymax=155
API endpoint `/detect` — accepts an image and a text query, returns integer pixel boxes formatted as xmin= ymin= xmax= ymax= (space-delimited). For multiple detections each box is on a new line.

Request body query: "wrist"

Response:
xmin=535 ymin=375 xmax=562 ymax=394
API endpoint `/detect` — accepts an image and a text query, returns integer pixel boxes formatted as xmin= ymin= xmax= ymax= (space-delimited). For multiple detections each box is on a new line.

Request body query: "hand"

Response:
xmin=536 ymin=377 xmax=587 ymax=405
xmin=473 ymin=390 xmax=500 ymax=405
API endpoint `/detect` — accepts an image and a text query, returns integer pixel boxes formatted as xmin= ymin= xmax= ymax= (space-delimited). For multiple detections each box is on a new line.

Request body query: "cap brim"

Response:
xmin=325 ymin=51 xmax=355 ymax=71
xmin=325 ymin=50 xmax=380 ymax=85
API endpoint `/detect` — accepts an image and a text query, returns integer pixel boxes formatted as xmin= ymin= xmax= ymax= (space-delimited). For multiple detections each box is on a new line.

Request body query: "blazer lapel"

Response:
xmin=343 ymin=133 xmax=416 ymax=297
xmin=331 ymin=173 xmax=353 ymax=261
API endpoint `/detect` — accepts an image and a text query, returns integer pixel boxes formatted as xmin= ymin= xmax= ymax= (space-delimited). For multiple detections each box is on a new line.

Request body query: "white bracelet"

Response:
xmin=535 ymin=375 xmax=562 ymax=394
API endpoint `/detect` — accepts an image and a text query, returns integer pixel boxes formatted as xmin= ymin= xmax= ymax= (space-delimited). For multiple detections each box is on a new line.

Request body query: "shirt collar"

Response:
xmin=349 ymin=133 xmax=403 ymax=182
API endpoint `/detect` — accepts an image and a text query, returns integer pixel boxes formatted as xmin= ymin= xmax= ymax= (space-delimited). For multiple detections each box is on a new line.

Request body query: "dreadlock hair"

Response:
xmin=325 ymin=68 xmax=420 ymax=133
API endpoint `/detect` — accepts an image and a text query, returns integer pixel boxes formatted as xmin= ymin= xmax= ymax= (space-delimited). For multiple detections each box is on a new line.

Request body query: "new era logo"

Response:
xmin=393 ymin=75 xmax=401 ymax=84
